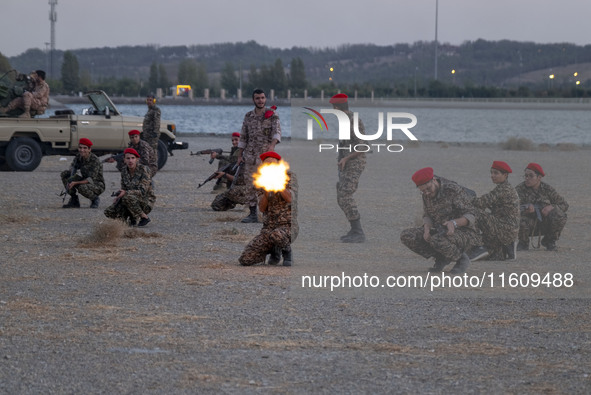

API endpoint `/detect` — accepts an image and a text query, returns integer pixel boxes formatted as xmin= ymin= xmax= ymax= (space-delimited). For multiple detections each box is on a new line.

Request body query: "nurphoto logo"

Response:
xmin=302 ymin=107 xmax=419 ymax=153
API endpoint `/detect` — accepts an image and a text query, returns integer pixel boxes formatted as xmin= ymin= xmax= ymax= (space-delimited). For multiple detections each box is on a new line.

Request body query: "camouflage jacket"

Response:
xmin=217 ymin=146 xmax=240 ymax=164
xmin=142 ymin=105 xmax=161 ymax=140
xmin=473 ymin=180 xmax=520 ymax=228
xmin=515 ymin=181 xmax=569 ymax=212
xmin=422 ymin=176 xmax=477 ymax=229
xmin=121 ymin=164 xmax=156 ymax=206
xmin=70 ymin=153 xmax=105 ymax=189
xmin=238 ymin=108 xmax=281 ymax=164
xmin=263 ymin=171 xmax=298 ymax=230
xmin=33 ymin=80 xmax=50 ymax=108
xmin=116 ymin=140 xmax=157 ymax=177
xmin=338 ymin=110 xmax=367 ymax=164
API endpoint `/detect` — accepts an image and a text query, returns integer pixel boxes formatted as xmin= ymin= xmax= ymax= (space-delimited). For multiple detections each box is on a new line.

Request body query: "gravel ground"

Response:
xmin=1 ymin=135 xmax=590 ymax=394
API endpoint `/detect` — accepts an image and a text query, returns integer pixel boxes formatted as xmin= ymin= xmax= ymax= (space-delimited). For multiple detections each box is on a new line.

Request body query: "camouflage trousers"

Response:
xmin=60 ymin=171 xmax=104 ymax=200
xmin=337 ymin=160 xmax=365 ymax=221
xmin=243 ymin=162 xmax=259 ymax=208
xmin=211 ymin=185 xmax=249 ymax=211
xmin=6 ymin=92 xmax=47 ymax=114
xmin=141 ymin=135 xmax=160 ymax=160
xmin=518 ymin=207 xmax=567 ymax=245
xmin=475 ymin=209 xmax=519 ymax=260
xmin=239 ymin=225 xmax=298 ymax=266
xmin=400 ymin=226 xmax=482 ymax=262
xmin=104 ymin=194 xmax=153 ymax=222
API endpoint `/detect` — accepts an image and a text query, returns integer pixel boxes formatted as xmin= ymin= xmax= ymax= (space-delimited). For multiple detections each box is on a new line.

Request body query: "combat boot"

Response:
xmin=450 ymin=253 xmax=470 ymax=275
xmin=282 ymin=246 xmax=293 ymax=266
xmin=516 ymin=241 xmax=529 ymax=251
xmin=342 ymin=219 xmax=365 ymax=243
xmin=62 ymin=194 xmax=80 ymax=208
xmin=241 ymin=205 xmax=258 ymax=223
xmin=90 ymin=197 xmax=100 ymax=208
xmin=267 ymin=245 xmax=282 ymax=265
xmin=504 ymin=241 xmax=517 ymax=260
xmin=18 ymin=106 xmax=31 ymax=118
xmin=428 ymin=255 xmax=450 ymax=273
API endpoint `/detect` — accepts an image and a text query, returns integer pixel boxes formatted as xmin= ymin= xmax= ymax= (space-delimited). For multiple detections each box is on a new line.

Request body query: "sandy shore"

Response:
xmin=0 ymin=135 xmax=589 ymax=393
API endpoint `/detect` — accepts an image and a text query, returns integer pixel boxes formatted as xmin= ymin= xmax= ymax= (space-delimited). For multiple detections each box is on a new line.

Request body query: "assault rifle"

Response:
xmin=102 ymin=152 xmax=124 ymax=164
xmin=198 ymin=162 xmax=238 ymax=188
xmin=58 ymin=165 xmax=78 ymax=203
xmin=190 ymin=148 xmax=228 ymax=164
xmin=520 ymin=204 xmax=543 ymax=222
xmin=429 ymin=224 xmax=449 ymax=237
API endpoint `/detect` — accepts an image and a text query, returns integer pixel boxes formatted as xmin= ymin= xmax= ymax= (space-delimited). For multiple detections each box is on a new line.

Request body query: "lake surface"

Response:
xmin=61 ymin=102 xmax=591 ymax=145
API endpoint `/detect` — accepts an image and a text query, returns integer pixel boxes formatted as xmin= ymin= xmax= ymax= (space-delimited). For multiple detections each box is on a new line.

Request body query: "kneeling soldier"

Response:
xmin=61 ymin=138 xmax=105 ymax=208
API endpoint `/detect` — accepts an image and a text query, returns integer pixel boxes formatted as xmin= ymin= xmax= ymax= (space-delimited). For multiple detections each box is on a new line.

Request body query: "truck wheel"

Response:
xmin=5 ymin=137 xmax=43 ymax=171
xmin=157 ymin=139 xmax=168 ymax=170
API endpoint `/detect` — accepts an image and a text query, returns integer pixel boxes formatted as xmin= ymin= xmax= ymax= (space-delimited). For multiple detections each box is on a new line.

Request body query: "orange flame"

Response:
xmin=253 ymin=160 xmax=290 ymax=192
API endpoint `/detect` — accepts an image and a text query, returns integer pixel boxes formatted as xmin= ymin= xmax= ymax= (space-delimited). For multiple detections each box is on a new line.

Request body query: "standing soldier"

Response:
xmin=471 ymin=161 xmax=520 ymax=260
xmin=515 ymin=163 xmax=568 ymax=251
xmin=141 ymin=94 xmax=161 ymax=161
xmin=400 ymin=167 xmax=481 ymax=274
xmin=104 ymin=148 xmax=156 ymax=227
xmin=236 ymin=89 xmax=281 ymax=223
xmin=331 ymin=93 xmax=367 ymax=243
xmin=239 ymin=152 xmax=298 ymax=266
xmin=60 ymin=138 xmax=105 ymax=208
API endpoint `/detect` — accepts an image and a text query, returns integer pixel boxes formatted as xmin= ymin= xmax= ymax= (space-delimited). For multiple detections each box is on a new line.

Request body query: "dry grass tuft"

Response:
xmin=0 ymin=213 xmax=33 ymax=225
xmin=217 ymin=227 xmax=240 ymax=236
xmin=215 ymin=215 xmax=242 ymax=222
xmin=502 ymin=137 xmax=536 ymax=151
xmin=78 ymin=219 xmax=126 ymax=247
xmin=123 ymin=228 xmax=163 ymax=239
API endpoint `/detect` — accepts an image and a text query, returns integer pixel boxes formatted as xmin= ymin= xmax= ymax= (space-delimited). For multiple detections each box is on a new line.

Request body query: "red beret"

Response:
xmin=231 ymin=132 xmax=240 ymax=138
xmin=79 ymin=138 xmax=93 ymax=147
xmin=491 ymin=161 xmax=512 ymax=173
xmin=124 ymin=148 xmax=140 ymax=158
xmin=128 ymin=129 xmax=141 ymax=136
xmin=260 ymin=151 xmax=281 ymax=162
xmin=412 ymin=167 xmax=434 ymax=187
xmin=329 ymin=93 xmax=348 ymax=104
xmin=526 ymin=162 xmax=544 ymax=176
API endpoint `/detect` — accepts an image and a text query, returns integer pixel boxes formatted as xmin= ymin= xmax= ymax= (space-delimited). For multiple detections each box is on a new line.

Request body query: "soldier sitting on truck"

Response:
xmin=61 ymin=138 xmax=105 ymax=209
xmin=0 ymin=70 xmax=49 ymax=118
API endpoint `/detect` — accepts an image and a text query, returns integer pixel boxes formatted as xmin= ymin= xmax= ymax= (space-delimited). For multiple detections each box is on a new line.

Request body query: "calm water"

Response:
xmin=61 ymin=103 xmax=591 ymax=145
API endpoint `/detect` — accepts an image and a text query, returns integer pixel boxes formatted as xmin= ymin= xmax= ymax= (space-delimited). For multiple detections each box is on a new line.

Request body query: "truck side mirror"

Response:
xmin=105 ymin=106 xmax=110 ymax=119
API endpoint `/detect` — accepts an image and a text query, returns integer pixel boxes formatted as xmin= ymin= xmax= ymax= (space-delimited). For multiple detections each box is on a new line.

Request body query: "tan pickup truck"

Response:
xmin=0 ymin=90 xmax=187 ymax=171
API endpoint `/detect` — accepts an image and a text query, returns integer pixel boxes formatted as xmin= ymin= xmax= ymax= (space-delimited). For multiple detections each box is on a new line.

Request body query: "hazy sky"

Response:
xmin=3 ymin=0 xmax=590 ymax=57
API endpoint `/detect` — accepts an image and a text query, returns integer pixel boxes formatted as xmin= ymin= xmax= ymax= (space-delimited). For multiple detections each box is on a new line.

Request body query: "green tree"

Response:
xmin=148 ymin=62 xmax=159 ymax=94
xmin=0 ymin=52 xmax=11 ymax=74
xmin=270 ymin=58 xmax=286 ymax=95
xmin=158 ymin=64 xmax=170 ymax=95
xmin=220 ymin=62 xmax=239 ymax=94
xmin=177 ymin=59 xmax=208 ymax=97
xmin=289 ymin=57 xmax=307 ymax=92
xmin=61 ymin=51 xmax=80 ymax=93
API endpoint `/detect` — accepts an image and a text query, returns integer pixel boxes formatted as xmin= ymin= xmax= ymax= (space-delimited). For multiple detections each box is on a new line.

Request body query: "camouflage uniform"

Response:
xmin=238 ymin=108 xmax=281 ymax=207
xmin=60 ymin=153 xmax=105 ymax=200
xmin=141 ymin=105 xmax=161 ymax=157
xmin=104 ymin=165 xmax=156 ymax=222
xmin=337 ymin=110 xmax=366 ymax=221
xmin=211 ymin=160 xmax=249 ymax=211
xmin=473 ymin=180 xmax=520 ymax=260
xmin=400 ymin=176 xmax=482 ymax=262
xmin=239 ymin=172 xmax=298 ymax=266
xmin=116 ymin=140 xmax=157 ymax=177
xmin=4 ymin=80 xmax=50 ymax=116
xmin=214 ymin=146 xmax=240 ymax=188
xmin=515 ymin=181 xmax=568 ymax=246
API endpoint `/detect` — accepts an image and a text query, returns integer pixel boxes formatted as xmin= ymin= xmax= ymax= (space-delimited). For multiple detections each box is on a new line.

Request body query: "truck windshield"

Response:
xmin=87 ymin=92 xmax=119 ymax=115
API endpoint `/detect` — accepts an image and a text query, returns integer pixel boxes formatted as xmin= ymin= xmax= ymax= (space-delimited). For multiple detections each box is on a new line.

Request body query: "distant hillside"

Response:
xmin=7 ymin=39 xmax=591 ymax=90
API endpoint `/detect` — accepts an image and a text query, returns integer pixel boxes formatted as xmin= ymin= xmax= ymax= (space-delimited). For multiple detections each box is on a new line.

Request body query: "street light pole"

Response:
xmin=434 ymin=0 xmax=439 ymax=81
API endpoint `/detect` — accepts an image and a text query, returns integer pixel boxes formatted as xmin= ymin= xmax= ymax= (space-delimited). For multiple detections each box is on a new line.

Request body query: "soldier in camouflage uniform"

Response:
xmin=61 ymin=138 xmax=105 ymax=209
xmin=117 ymin=130 xmax=157 ymax=177
xmin=236 ymin=89 xmax=281 ymax=223
xmin=400 ymin=167 xmax=482 ymax=274
xmin=239 ymin=152 xmax=298 ymax=266
xmin=210 ymin=132 xmax=241 ymax=191
xmin=515 ymin=163 xmax=568 ymax=251
xmin=330 ymin=93 xmax=367 ymax=243
xmin=0 ymin=70 xmax=50 ymax=118
xmin=472 ymin=161 xmax=520 ymax=261
xmin=140 ymin=94 xmax=161 ymax=161
xmin=104 ymin=148 xmax=156 ymax=227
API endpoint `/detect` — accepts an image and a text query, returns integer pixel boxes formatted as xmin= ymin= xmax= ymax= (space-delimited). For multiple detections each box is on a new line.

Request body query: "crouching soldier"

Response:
xmin=104 ymin=148 xmax=155 ymax=227
xmin=515 ymin=163 xmax=568 ymax=251
xmin=61 ymin=138 xmax=105 ymax=208
xmin=400 ymin=167 xmax=481 ymax=275
xmin=239 ymin=151 xmax=298 ymax=266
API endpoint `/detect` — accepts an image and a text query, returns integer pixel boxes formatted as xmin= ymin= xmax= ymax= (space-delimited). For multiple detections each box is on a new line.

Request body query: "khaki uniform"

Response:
xmin=60 ymin=153 xmax=105 ymax=200
xmin=239 ymin=172 xmax=298 ymax=266
xmin=337 ymin=110 xmax=366 ymax=222
xmin=515 ymin=181 xmax=568 ymax=246
xmin=473 ymin=180 xmax=520 ymax=260
xmin=238 ymin=108 xmax=281 ymax=207
xmin=400 ymin=176 xmax=482 ymax=262
xmin=104 ymin=164 xmax=156 ymax=222
xmin=141 ymin=105 xmax=161 ymax=156
xmin=117 ymin=140 xmax=157 ymax=177
xmin=5 ymin=80 xmax=50 ymax=115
